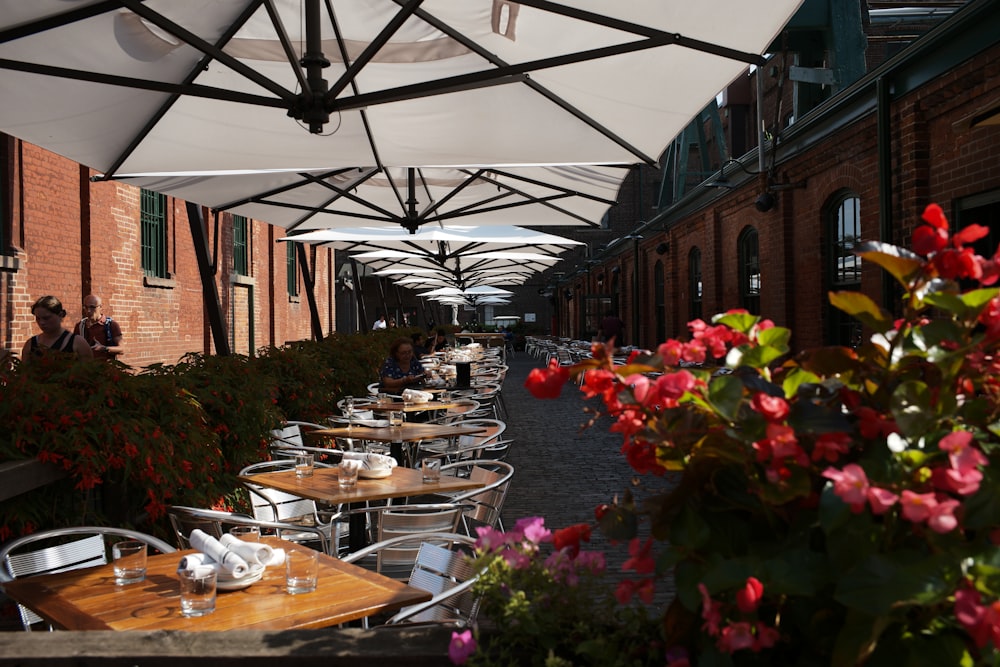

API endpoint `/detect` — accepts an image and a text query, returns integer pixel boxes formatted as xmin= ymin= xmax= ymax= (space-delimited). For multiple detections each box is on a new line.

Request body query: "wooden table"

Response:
xmin=239 ymin=466 xmax=484 ymax=552
xmin=312 ymin=422 xmax=487 ymax=466
xmin=367 ymin=400 xmax=464 ymax=412
xmin=1 ymin=539 xmax=429 ymax=632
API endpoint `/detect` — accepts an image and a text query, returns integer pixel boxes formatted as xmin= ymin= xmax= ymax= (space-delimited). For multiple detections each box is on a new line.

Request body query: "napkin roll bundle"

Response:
xmin=341 ymin=450 xmax=398 ymax=472
xmin=182 ymin=529 xmax=284 ymax=579
xmin=401 ymin=388 xmax=433 ymax=403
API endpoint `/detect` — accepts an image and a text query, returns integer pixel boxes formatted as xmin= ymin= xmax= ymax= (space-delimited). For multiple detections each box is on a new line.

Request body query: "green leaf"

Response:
xmin=762 ymin=548 xmax=834 ymax=596
xmin=890 ymin=381 xmax=936 ymax=437
xmin=707 ymin=374 xmax=744 ymax=422
xmin=901 ymin=632 xmax=974 ymax=667
xmin=829 ymin=290 xmax=894 ymax=333
xmin=835 ymin=552 xmax=959 ymax=615
xmin=727 ymin=343 xmax=786 ymax=369
xmin=925 ymin=287 xmax=1000 ymax=320
xmin=831 ymin=609 xmax=892 ymax=667
xmin=857 ymin=241 xmax=924 ymax=286
xmin=712 ymin=311 xmax=758 ymax=333
xmin=781 ymin=367 xmax=822 ymax=399
xmin=669 ymin=503 xmax=712 ymax=551
xmin=962 ymin=470 xmax=1000 ymax=530
xmin=757 ymin=325 xmax=791 ymax=351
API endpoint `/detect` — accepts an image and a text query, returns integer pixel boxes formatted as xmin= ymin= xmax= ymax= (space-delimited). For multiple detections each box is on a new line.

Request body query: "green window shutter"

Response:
xmin=140 ymin=189 xmax=167 ymax=278
xmin=286 ymin=242 xmax=298 ymax=296
xmin=233 ymin=214 xmax=248 ymax=276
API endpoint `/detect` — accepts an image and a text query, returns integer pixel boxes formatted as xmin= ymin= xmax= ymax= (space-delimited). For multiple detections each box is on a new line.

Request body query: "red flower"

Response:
xmin=524 ymin=359 xmax=570 ymax=399
xmin=735 ymin=577 xmax=764 ymax=614
xmin=623 ymin=537 xmax=655 ymax=574
xmin=552 ymin=523 xmax=592 ymax=556
xmin=922 ymin=203 xmax=949 ymax=229
xmin=750 ymin=392 xmax=789 ymax=422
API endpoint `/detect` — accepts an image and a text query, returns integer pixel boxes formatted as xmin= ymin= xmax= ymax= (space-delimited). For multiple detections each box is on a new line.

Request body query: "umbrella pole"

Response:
xmin=350 ymin=259 xmax=369 ymax=331
xmin=186 ymin=202 xmax=231 ymax=356
xmin=296 ymin=244 xmax=324 ymax=340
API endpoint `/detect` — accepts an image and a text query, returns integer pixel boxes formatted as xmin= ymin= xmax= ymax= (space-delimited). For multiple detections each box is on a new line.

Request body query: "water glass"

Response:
xmin=285 ymin=548 xmax=319 ymax=594
xmin=179 ymin=568 xmax=217 ymax=617
xmin=229 ymin=526 xmax=260 ymax=542
xmin=376 ymin=391 xmax=390 ymax=405
xmin=112 ymin=540 xmax=147 ymax=585
xmin=338 ymin=459 xmax=360 ymax=488
xmin=343 ymin=396 xmax=355 ymax=428
xmin=388 ymin=410 xmax=404 ymax=428
xmin=421 ymin=457 xmax=442 ymax=484
xmin=294 ymin=452 xmax=314 ymax=478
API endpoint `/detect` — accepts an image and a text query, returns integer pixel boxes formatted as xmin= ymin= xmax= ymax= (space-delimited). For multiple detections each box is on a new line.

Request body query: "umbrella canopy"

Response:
xmin=418 ymin=285 xmax=513 ymax=297
xmin=347 ymin=248 xmax=557 ymax=288
xmin=0 ymin=1 xmax=802 ymax=176
xmin=280 ymin=223 xmax=582 ymax=253
xmin=118 ymin=165 xmax=623 ymax=232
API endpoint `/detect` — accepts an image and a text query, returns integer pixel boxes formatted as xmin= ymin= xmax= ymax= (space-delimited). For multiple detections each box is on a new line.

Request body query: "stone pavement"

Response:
xmin=499 ymin=351 xmax=676 ymax=603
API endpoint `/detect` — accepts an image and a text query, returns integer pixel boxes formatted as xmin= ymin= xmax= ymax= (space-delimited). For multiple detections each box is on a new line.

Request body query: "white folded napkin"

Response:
xmin=188 ymin=529 xmax=251 ymax=578
xmin=401 ymin=388 xmax=433 ymax=403
xmin=347 ymin=409 xmax=375 ymax=420
xmin=353 ymin=418 xmax=389 ymax=427
xmin=178 ymin=548 xmax=285 ymax=577
xmin=219 ymin=533 xmax=275 ymax=566
xmin=341 ymin=451 xmax=398 ymax=471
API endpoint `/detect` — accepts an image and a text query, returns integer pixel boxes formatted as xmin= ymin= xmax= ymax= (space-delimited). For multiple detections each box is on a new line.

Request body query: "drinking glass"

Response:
xmin=229 ymin=526 xmax=260 ymax=542
xmin=338 ymin=460 xmax=359 ymax=488
xmin=285 ymin=549 xmax=319 ymax=594
xmin=376 ymin=391 xmax=390 ymax=405
xmin=294 ymin=452 xmax=314 ymax=478
xmin=343 ymin=396 xmax=355 ymax=429
xmin=421 ymin=457 xmax=442 ymax=484
xmin=388 ymin=411 xmax=404 ymax=428
xmin=179 ymin=569 xmax=216 ymax=616
xmin=112 ymin=540 xmax=147 ymax=585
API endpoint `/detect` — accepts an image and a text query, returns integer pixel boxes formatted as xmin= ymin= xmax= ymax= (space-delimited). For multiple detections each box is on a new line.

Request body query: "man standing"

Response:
xmin=372 ymin=315 xmax=387 ymax=331
xmin=77 ymin=294 xmax=124 ymax=361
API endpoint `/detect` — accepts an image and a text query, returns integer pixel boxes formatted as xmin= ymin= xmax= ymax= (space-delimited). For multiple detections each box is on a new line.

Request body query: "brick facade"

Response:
xmin=1 ymin=146 xmax=333 ymax=366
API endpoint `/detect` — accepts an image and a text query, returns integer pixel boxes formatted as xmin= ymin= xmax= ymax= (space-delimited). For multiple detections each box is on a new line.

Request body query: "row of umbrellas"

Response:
xmin=0 ymin=1 xmax=805 ymax=305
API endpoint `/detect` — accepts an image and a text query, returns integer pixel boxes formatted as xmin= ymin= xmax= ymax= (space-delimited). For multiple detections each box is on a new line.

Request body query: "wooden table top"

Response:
xmin=239 ymin=465 xmax=484 ymax=505
xmin=1 ymin=539 xmax=429 ymax=632
xmin=310 ymin=422 xmax=486 ymax=443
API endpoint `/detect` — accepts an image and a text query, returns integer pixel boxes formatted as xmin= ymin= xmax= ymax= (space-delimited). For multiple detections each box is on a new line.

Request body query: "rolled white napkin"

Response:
xmin=353 ymin=418 xmax=389 ymax=427
xmin=347 ymin=409 xmax=375 ymax=421
xmin=341 ymin=451 xmax=397 ymax=472
xmin=178 ymin=548 xmax=285 ymax=575
xmin=401 ymin=388 xmax=433 ymax=403
xmin=188 ymin=529 xmax=250 ymax=579
xmin=219 ymin=533 xmax=274 ymax=566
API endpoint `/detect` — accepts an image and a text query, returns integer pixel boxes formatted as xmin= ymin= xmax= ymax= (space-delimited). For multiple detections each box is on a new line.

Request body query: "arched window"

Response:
xmin=826 ymin=194 xmax=862 ymax=346
xmin=738 ymin=228 xmax=760 ymax=315
xmin=654 ymin=260 xmax=666 ymax=343
xmin=689 ymin=247 xmax=702 ymax=322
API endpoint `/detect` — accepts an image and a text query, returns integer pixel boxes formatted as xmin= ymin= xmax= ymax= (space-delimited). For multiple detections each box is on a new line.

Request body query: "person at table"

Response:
xmin=21 ymin=295 xmax=93 ymax=360
xmin=426 ymin=327 xmax=450 ymax=354
xmin=411 ymin=331 xmax=430 ymax=358
xmin=380 ymin=337 xmax=429 ymax=392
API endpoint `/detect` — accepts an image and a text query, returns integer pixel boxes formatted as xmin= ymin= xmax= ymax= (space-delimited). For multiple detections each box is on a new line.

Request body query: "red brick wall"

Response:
xmin=2 ymin=145 xmax=332 ymax=365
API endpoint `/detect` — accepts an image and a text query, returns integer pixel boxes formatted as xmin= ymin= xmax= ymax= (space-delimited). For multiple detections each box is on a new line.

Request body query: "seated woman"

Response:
xmin=426 ymin=328 xmax=450 ymax=354
xmin=379 ymin=337 xmax=429 ymax=392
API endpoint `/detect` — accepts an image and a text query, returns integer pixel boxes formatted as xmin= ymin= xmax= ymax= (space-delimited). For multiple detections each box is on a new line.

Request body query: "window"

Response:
xmin=826 ymin=194 xmax=863 ymax=347
xmin=689 ymin=247 xmax=702 ymax=321
xmin=738 ymin=228 xmax=760 ymax=315
xmin=286 ymin=241 xmax=299 ymax=297
xmin=233 ymin=214 xmax=248 ymax=276
xmin=654 ymin=260 xmax=666 ymax=343
xmin=0 ymin=137 xmax=6 ymax=253
xmin=140 ymin=189 xmax=168 ymax=278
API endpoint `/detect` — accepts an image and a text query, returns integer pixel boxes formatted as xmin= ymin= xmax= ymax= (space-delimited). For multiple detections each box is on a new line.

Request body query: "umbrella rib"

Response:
xmin=215 ymin=168 xmax=366 ymax=210
xmin=483 ymin=167 xmax=620 ymax=206
xmin=394 ymin=3 xmax=655 ymax=164
xmin=453 ymin=170 xmax=599 ymax=226
xmin=262 ymin=0 xmax=311 ymax=95
xmin=324 ymin=0 xmax=426 ymax=102
xmin=299 ymin=170 xmax=403 ymax=221
xmin=416 ymin=169 xmax=488 ymax=223
xmin=119 ymin=0 xmax=296 ymax=101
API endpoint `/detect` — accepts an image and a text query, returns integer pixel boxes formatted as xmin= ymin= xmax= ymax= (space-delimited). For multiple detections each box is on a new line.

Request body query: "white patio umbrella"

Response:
xmin=418 ymin=286 xmax=513 ymax=297
xmin=279 ymin=223 xmax=582 ymax=253
xmin=0 ymin=1 xmax=804 ymax=177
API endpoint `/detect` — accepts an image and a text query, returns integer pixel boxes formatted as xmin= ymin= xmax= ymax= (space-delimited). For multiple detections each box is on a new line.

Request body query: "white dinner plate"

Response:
xmin=359 ymin=468 xmax=393 ymax=479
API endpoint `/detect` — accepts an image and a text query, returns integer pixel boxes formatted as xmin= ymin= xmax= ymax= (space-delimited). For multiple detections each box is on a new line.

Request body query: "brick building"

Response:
xmin=0 ymin=145 xmax=334 ymax=366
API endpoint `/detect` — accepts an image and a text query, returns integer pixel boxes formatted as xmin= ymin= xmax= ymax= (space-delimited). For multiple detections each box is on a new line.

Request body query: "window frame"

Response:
xmin=286 ymin=241 xmax=299 ymax=297
xmin=825 ymin=193 xmax=863 ymax=347
xmin=689 ymin=246 xmax=702 ymax=321
xmin=232 ymin=213 xmax=248 ymax=276
xmin=738 ymin=227 xmax=760 ymax=315
xmin=140 ymin=189 xmax=168 ymax=279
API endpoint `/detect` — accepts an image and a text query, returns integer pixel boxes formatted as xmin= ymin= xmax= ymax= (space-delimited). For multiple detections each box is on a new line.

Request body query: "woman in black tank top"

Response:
xmin=20 ymin=295 xmax=93 ymax=360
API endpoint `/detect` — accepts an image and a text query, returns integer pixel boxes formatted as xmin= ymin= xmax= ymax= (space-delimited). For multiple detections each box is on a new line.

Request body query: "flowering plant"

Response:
xmin=450 ymin=517 xmax=663 ymax=666
xmin=516 ymin=204 xmax=1000 ymax=665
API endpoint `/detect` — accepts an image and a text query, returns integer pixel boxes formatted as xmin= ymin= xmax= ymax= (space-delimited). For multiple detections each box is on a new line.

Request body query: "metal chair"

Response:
xmin=0 ymin=526 xmax=175 ymax=630
xmin=432 ymin=460 xmax=514 ymax=534
xmin=166 ymin=505 xmax=331 ymax=555
xmin=238 ymin=459 xmax=341 ymax=546
xmin=420 ymin=418 xmax=506 ymax=462
xmin=331 ymin=502 xmax=472 ymax=575
xmin=343 ymin=532 xmax=481 ymax=628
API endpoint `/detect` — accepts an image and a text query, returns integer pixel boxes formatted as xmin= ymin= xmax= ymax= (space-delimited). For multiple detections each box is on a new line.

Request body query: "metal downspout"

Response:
xmin=877 ymin=77 xmax=894 ymax=311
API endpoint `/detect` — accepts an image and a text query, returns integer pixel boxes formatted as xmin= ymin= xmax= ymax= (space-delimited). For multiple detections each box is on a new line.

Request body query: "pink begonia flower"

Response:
xmin=954 ymin=586 xmax=1000 ymax=649
xmin=448 ymin=630 xmax=477 ymax=665
xmin=658 ymin=339 xmax=684 ymax=366
xmin=822 ymin=464 xmax=870 ymax=511
xmin=932 ymin=465 xmax=983 ymax=496
xmin=811 ymin=432 xmax=851 ymax=463
xmin=625 ymin=373 xmax=652 ymax=404
xmin=940 ymin=430 xmax=988 ymax=469
xmin=750 ymin=392 xmax=789 ymax=422
xmin=655 ymin=369 xmax=697 ymax=402
xmin=718 ymin=622 xmax=756 ymax=653
xmin=754 ymin=623 xmax=781 ymax=650
xmin=513 ymin=516 xmax=551 ymax=546
xmin=900 ymin=490 xmax=937 ymax=523
xmin=614 ymin=577 xmax=654 ymax=604
xmin=698 ymin=583 xmax=723 ymax=636
xmin=474 ymin=525 xmax=507 ymax=552
xmin=927 ymin=498 xmax=961 ymax=533
xmin=866 ymin=487 xmax=899 ymax=515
